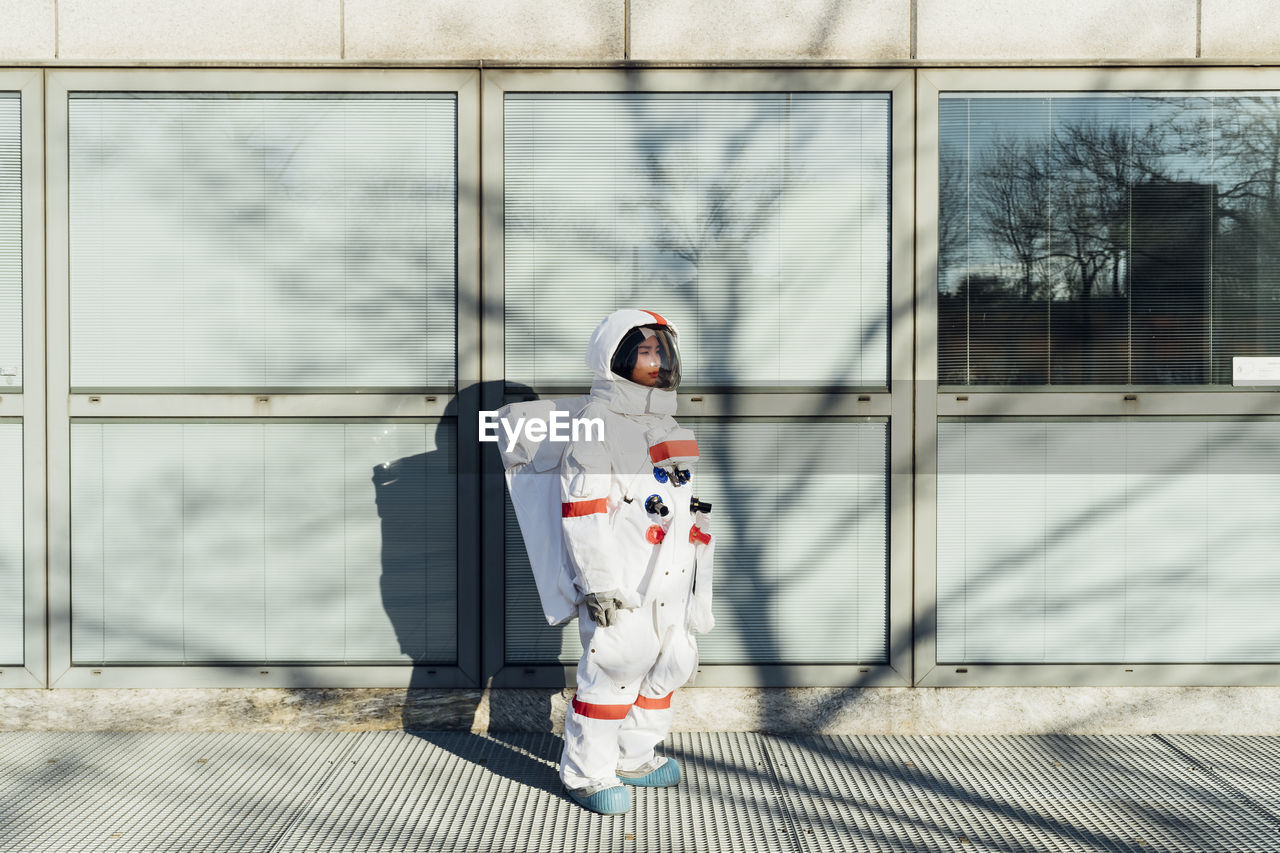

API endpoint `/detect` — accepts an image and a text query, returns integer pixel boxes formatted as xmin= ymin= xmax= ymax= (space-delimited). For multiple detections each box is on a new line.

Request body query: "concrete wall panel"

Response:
xmin=1202 ymin=0 xmax=1280 ymax=59
xmin=917 ymin=0 xmax=1196 ymax=61
xmin=345 ymin=0 xmax=623 ymax=62
xmin=630 ymin=0 xmax=909 ymax=62
xmin=58 ymin=0 xmax=341 ymax=62
xmin=0 ymin=0 xmax=55 ymax=60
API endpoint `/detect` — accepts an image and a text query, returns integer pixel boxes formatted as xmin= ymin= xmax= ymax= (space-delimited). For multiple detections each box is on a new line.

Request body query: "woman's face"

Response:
xmin=630 ymin=336 xmax=662 ymax=386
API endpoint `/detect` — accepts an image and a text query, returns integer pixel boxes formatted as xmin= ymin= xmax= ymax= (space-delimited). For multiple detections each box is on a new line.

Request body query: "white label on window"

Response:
xmin=1233 ymin=357 xmax=1280 ymax=386
xmin=0 ymin=368 xmax=15 ymax=377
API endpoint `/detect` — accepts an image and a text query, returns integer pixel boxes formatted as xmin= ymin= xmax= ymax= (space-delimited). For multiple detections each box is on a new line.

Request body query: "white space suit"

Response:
xmin=556 ymin=308 xmax=714 ymax=813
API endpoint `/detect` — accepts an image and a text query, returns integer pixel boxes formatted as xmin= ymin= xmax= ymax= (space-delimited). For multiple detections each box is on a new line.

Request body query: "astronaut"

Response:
xmin=558 ymin=308 xmax=715 ymax=815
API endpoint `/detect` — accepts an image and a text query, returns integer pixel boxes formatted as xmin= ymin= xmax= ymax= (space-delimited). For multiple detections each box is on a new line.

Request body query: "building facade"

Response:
xmin=3 ymin=1 xmax=1280 ymax=733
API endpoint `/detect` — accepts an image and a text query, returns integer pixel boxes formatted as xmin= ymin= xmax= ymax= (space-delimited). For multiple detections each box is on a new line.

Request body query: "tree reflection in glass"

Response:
xmin=940 ymin=94 xmax=1280 ymax=386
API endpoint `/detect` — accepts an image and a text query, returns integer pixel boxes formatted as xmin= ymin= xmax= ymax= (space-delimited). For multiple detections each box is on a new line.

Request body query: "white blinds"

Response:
xmin=504 ymin=93 xmax=890 ymax=389
xmin=938 ymin=419 xmax=1280 ymax=663
xmin=70 ymin=421 xmax=457 ymax=665
xmin=68 ymin=94 xmax=457 ymax=391
xmin=0 ymin=423 xmax=21 ymax=665
xmin=504 ymin=419 xmax=888 ymax=665
xmin=695 ymin=419 xmax=888 ymax=664
xmin=0 ymin=95 xmax=19 ymax=389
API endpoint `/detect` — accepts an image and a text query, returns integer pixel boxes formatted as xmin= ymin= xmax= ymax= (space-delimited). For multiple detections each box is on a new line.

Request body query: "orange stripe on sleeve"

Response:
xmin=649 ymin=440 xmax=699 ymax=463
xmin=571 ymin=697 xmax=633 ymax=720
xmin=562 ymin=498 xmax=608 ymax=518
xmin=633 ymin=692 xmax=673 ymax=711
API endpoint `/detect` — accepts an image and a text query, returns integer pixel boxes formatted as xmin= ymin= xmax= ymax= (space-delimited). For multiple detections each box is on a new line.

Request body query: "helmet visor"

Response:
xmin=610 ymin=325 xmax=681 ymax=390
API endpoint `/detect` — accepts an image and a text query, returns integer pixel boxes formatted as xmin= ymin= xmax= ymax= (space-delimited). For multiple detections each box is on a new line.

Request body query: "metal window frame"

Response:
xmin=44 ymin=69 xmax=481 ymax=688
xmin=480 ymin=68 xmax=916 ymax=689
xmin=0 ymin=71 xmax=46 ymax=688
xmin=916 ymin=67 xmax=1280 ymax=688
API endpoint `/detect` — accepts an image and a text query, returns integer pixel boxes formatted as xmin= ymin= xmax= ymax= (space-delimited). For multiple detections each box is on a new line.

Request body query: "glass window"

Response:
xmin=68 ymin=94 xmax=457 ymax=391
xmin=0 ymin=94 xmax=19 ymax=390
xmin=937 ymin=418 xmax=1280 ymax=663
xmin=504 ymin=93 xmax=890 ymax=390
xmin=70 ymin=421 xmax=456 ymax=665
xmin=505 ymin=419 xmax=888 ymax=666
xmin=940 ymin=94 xmax=1280 ymax=386
xmin=0 ymin=422 xmax=21 ymax=665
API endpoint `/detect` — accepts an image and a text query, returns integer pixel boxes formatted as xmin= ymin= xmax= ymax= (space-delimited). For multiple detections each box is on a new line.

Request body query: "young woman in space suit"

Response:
xmin=557 ymin=308 xmax=714 ymax=815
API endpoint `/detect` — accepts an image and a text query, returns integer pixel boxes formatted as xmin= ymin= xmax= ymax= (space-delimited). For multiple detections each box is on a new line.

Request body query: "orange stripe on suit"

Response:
xmin=633 ymin=693 xmax=673 ymax=711
xmin=562 ymin=498 xmax=608 ymax=518
xmin=571 ymin=697 xmax=633 ymax=720
xmin=649 ymin=440 xmax=699 ymax=463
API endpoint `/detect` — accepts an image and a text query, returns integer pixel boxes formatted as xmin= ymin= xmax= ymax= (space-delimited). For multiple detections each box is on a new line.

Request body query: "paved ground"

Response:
xmin=0 ymin=730 xmax=1277 ymax=852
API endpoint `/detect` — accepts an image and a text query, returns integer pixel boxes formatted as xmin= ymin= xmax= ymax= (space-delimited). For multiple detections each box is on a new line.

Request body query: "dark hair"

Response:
xmin=610 ymin=327 xmax=649 ymax=378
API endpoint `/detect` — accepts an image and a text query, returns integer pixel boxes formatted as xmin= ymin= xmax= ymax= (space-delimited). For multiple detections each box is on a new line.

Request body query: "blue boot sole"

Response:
xmin=618 ymin=757 xmax=681 ymax=787
xmin=565 ymin=785 xmax=631 ymax=815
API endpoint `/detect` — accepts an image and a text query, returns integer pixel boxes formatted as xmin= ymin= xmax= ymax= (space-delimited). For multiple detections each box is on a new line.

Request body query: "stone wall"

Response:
xmin=3 ymin=687 xmax=1279 ymax=734
xmin=1 ymin=0 xmax=1275 ymax=65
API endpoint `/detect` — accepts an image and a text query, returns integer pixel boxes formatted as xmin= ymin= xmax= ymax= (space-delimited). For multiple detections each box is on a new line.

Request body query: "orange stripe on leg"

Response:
xmin=571 ymin=697 xmax=633 ymax=720
xmin=633 ymin=692 xmax=673 ymax=711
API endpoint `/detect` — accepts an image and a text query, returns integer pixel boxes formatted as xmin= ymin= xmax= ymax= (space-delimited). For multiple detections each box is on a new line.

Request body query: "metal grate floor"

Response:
xmin=1 ymin=731 xmax=1278 ymax=852
xmin=0 ymin=731 xmax=355 ymax=853
xmin=765 ymin=735 xmax=1280 ymax=852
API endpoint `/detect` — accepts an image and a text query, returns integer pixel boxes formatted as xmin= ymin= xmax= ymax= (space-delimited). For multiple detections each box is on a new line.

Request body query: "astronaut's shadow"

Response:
xmin=370 ymin=441 xmax=457 ymax=674
xmin=410 ymin=729 xmax=567 ymax=794
xmin=371 ymin=381 xmax=568 ymax=795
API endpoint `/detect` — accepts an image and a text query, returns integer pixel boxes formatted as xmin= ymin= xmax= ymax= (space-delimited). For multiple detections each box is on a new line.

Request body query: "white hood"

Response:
xmin=585 ymin=308 xmax=680 ymax=416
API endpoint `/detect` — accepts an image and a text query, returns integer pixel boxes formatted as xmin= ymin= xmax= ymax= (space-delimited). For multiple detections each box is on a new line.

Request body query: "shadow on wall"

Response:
xmin=373 ymin=382 xmax=562 ymax=781
xmin=372 ymin=390 xmax=473 ymax=729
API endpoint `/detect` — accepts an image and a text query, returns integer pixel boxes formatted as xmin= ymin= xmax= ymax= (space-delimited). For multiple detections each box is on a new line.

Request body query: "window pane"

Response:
xmin=0 ymin=423 xmax=21 ymax=664
xmin=0 ymin=94 xmax=18 ymax=389
xmin=938 ymin=419 xmax=1280 ymax=662
xmin=69 ymin=94 xmax=457 ymax=391
xmin=504 ymin=419 xmax=888 ymax=665
xmin=71 ymin=420 xmax=456 ymax=665
xmin=504 ymin=93 xmax=890 ymax=390
xmin=940 ymin=94 xmax=1280 ymax=386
